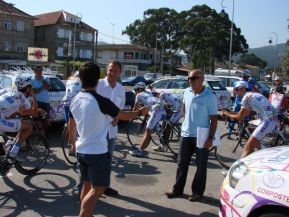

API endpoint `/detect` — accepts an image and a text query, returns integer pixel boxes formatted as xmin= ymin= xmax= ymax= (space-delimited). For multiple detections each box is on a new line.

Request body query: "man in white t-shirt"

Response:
xmin=96 ymin=60 xmax=125 ymax=196
xmin=70 ymin=62 xmax=148 ymax=217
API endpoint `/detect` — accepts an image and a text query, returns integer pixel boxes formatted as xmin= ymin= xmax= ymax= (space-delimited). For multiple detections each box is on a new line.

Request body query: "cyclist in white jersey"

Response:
xmin=62 ymin=76 xmax=82 ymax=156
xmin=129 ymin=82 xmax=167 ymax=157
xmin=221 ymin=81 xmax=278 ymax=158
xmin=0 ymin=78 xmax=42 ymax=161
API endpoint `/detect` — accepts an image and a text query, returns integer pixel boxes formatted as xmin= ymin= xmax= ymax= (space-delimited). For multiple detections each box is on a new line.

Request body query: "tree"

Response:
xmin=238 ymin=53 xmax=267 ymax=68
xmin=176 ymin=5 xmax=248 ymax=71
xmin=281 ymin=51 xmax=289 ymax=76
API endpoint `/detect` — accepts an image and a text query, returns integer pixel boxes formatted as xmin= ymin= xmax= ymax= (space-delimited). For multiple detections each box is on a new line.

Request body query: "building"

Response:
xmin=0 ymin=0 xmax=35 ymax=69
xmin=96 ymin=43 xmax=159 ymax=76
xmin=34 ymin=11 xmax=97 ymax=64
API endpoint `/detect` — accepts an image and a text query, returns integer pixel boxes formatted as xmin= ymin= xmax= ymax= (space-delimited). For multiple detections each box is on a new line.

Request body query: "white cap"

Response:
xmin=234 ymin=81 xmax=248 ymax=89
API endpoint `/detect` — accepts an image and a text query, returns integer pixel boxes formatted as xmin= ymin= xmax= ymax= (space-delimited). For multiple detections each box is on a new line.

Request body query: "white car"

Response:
xmin=0 ymin=71 xmax=66 ymax=123
xmin=220 ymin=146 xmax=289 ymax=217
xmin=149 ymin=77 xmax=232 ymax=110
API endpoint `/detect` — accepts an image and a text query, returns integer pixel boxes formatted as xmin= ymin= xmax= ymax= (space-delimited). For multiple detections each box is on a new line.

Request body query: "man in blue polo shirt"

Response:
xmin=165 ymin=69 xmax=218 ymax=202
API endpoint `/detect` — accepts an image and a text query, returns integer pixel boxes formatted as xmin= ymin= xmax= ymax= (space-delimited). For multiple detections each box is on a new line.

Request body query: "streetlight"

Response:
xmin=221 ymin=0 xmax=234 ymax=77
xmin=110 ymin=23 xmax=115 ymax=44
xmin=268 ymin=32 xmax=278 ymax=75
xmin=73 ymin=13 xmax=82 ymax=72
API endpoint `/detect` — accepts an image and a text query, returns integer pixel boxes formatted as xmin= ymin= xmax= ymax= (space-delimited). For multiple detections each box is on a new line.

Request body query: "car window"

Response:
xmin=170 ymin=79 xmax=189 ymax=89
xmin=0 ymin=76 xmax=12 ymax=88
xmin=151 ymin=80 xmax=171 ymax=89
xmin=207 ymin=80 xmax=227 ymax=90
xmin=229 ymin=78 xmax=239 ymax=87
xmin=49 ymin=77 xmax=66 ymax=91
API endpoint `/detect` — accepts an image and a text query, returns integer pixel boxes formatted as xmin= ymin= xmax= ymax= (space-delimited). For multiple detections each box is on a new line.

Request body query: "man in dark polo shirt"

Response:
xmin=70 ymin=62 xmax=147 ymax=217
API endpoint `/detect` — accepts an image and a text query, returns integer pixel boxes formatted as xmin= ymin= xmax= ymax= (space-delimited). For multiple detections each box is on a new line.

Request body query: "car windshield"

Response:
xmin=126 ymin=76 xmax=137 ymax=81
xmin=49 ymin=77 xmax=66 ymax=91
xmin=207 ymin=80 xmax=227 ymax=90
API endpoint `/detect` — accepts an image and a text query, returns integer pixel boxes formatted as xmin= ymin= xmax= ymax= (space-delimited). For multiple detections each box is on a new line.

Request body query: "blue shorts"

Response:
xmin=77 ymin=152 xmax=111 ymax=187
xmin=64 ymin=105 xmax=70 ymax=123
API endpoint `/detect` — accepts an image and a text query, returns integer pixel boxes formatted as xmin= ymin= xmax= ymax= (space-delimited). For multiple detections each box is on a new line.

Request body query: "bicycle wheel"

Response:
xmin=14 ymin=132 xmax=50 ymax=176
xmin=61 ymin=125 xmax=77 ymax=166
xmin=127 ymin=118 xmax=148 ymax=149
xmin=215 ymin=132 xmax=245 ymax=170
xmin=166 ymin=123 xmax=181 ymax=156
xmin=261 ymin=132 xmax=286 ymax=149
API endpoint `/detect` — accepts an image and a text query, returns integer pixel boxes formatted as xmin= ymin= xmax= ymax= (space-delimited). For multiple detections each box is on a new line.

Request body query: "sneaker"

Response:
xmin=104 ymin=187 xmax=119 ymax=196
xmin=165 ymin=190 xmax=183 ymax=198
xmin=68 ymin=149 xmax=76 ymax=157
xmin=152 ymin=145 xmax=167 ymax=152
xmin=129 ymin=149 xmax=143 ymax=157
xmin=221 ymin=170 xmax=228 ymax=176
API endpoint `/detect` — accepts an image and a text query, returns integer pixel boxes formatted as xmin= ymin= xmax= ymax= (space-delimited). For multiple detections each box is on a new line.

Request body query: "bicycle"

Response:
xmin=0 ymin=116 xmax=50 ymax=176
xmin=60 ymin=123 xmax=77 ymax=166
xmin=126 ymin=110 xmax=183 ymax=156
xmin=216 ymin=117 xmax=287 ymax=170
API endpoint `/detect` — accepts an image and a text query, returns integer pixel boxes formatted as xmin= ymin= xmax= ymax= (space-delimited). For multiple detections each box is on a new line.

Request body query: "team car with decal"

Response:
xmin=220 ymin=146 xmax=289 ymax=217
xmin=0 ymin=71 xmax=66 ymax=122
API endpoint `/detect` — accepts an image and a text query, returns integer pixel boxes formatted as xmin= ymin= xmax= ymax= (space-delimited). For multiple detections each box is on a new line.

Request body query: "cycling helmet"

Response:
xmin=134 ymin=82 xmax=146 ymax=91
xmin=274 ymin=76 xmax=282 ymax=81
xmin=16 ymin=77 xmax=32 ymax=91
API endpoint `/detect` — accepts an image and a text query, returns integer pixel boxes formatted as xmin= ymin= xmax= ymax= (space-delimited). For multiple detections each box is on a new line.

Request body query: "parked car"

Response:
xmin=143 ymin=73 xmax=161 ymax=85
xmin=212 ymin=75 xmax=270 ymax=98
xmin=220 ymin=146 xmax=289 ymax=217
xmin=149 ymin=77 xmax=232 ymax=110
xmin=0 ymin=71 xmax=66 ymax=123
xmin=122 ymin=75 xmax=146 ymax=86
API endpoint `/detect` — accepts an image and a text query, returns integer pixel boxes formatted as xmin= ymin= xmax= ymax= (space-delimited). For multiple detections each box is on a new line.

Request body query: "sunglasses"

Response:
xmin=235 ymin=87 xmax=243 ymax=91
xmin=188 ymin=76 xmax=201 ymax=81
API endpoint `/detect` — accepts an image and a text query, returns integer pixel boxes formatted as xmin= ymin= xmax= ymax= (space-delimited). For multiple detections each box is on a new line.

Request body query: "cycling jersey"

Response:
xmin=0 ymin=88 xmax=31 ymax=132
xmin=159 ymin=92 xmax=182 ymax=111
xmin=135 ymin=91 xmax=166 ymax=130
xmin=241 ymin=92 xmax=278 ymax=121
xmin=269 ymin=93 xmax=289 ymax=113
xmin=159 ymin=92 xmax=183 ymax=123
xmin=63 ymin=78 xmax=82 ymax=122
xmin=63 ymin=78 xmax=82 ymax=106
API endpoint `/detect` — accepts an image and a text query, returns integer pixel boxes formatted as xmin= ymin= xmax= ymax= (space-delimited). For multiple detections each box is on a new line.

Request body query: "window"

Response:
xmin=16 ymin=20 xmax=24 ymax=32
xmin=80 ymin=32 xmax=93 ymax=41
xmin=124 ymin=52 xmax=134 ymax=59
xmin=16 ymin=42 xmax=25 ymax=52
xmin=4 ymin=20 xmax=12 ymax=30
xmin=0 ymin=76 xmax=12 ymax=88
xmin=207 ymin=81 xmax=227 ymax=91
xmin=135 ymin=52 xmax=139 ymax=59
xmin=3 ymin=41 xmax=11 ymax=51
xmin=170 ymin=80 xmax=189 ymax=89
xmin=57 ymin=29 xmax=71 ymax=39
xmin=151 ymin=80 xmax=171 ymax=89
xmin=48 ymin=78 xmax=66 ymax=91
xmin=79 ymin=49 xmax=92 ymax=58
xmin=56 ymin=47 xmax=64 ymax=57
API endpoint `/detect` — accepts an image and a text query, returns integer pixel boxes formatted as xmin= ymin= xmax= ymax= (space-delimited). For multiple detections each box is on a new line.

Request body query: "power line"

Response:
xmin=98 ymin=31 xmax=130 ymax=43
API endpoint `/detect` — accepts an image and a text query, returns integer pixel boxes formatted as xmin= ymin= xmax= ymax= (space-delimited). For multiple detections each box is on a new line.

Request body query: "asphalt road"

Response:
xmin=0 ymin=121 xmax=230 ymax=217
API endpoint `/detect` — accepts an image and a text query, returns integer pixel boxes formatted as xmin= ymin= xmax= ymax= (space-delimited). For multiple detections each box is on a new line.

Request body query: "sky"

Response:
xmin=9 ymin=0 xmax=289 ymax=49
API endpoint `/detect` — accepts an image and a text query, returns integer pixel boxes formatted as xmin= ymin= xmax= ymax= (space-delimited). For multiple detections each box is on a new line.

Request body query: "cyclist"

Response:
xmin=221 ymin=81 xmax=278 ymax=158
xmin=0 ymin=78 xmax=42 ymax=161
xmin=151 ymin=90 xmax=183 ymax=151
xmin=62 ymin=76 xmax=82 ymax=156
xmin=270 ymin=76 xmax=284 ymax=94
xmin=129 ymin=82 xmax=167 ymax=157
xmin=269 ymin=85 xmax=289 ymax=113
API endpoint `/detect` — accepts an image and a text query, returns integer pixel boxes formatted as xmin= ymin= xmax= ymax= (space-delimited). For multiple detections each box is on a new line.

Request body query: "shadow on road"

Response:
xmin=0 ymin=172 xmax=78 ymax=217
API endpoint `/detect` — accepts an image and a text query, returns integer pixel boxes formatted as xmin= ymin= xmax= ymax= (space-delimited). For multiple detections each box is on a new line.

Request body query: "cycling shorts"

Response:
xmin=0 ymin=119 xmax=21 ymax=133
xmin=147 ymin=109 xmax=166 ymax=130
xmin=252 ymin=119 xmax=278 ymax=141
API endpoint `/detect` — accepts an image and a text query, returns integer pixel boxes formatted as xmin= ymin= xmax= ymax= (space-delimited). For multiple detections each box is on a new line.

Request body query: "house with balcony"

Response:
xmin=0 ymin=0 xmax=35 ymax=69
xmin=96 ymin=44 xmax=160 ymax=77
xmin=34 ymin=11 xmax=97 ymax=64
